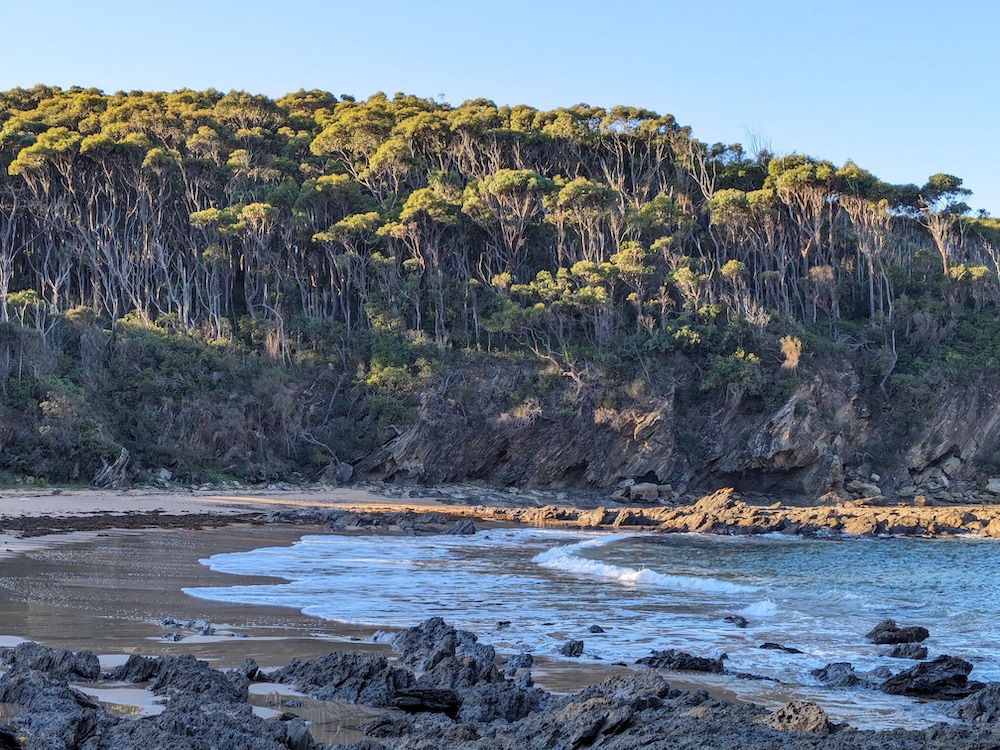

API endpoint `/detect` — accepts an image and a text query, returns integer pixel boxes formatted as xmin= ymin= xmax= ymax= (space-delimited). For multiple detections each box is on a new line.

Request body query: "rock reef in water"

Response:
xmin=462 ymin=486 xmax=1000 ymax=539
xmin=2 ymin=624 xmax=1000 ymax=749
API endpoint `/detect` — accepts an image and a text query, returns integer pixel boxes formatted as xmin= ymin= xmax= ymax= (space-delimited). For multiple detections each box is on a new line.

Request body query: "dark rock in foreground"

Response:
xmin=108 ymin=653 xmax=248 ymax=703
xmin=269 ymin=651 xmax=415 ymax=706
xmin=0 ymin=669 xmax=114 ymax=750
xmin=391 ymin=616 xmax=495 ymax=672
xmin=880 ymin=655 xmax=983 ymax=699
xmin=947 ymin=683 xmax=1000 ymax=722
xmin=6 ymin=618 xmax=1000 ymax=750
xmin=0 ymin=641 xmax=100 ymax=681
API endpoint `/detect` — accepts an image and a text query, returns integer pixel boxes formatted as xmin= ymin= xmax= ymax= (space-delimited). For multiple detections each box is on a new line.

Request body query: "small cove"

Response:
xmin=187 ymin=527 xmax=1000 ymax=729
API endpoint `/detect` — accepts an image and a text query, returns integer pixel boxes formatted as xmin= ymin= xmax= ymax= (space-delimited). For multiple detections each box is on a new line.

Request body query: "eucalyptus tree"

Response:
xmin=462 ymin=168 xmax=553 ymax=282
xmin=836 ymin=162 xmax=896 ymax=323
xmin=918 ymin=172 xmax=971 ymax=281
xmin=596 ymin=107 xmax=679 ymax=210
xmin=313 ymin=210 xmax=383 ymax=333
xmin=310 ymin=94 xmax=399 ymax=208
xmin=0 ymin=183 xmax=22 ymax=322
xmin=382 ymin=172 xmax=463 ymax=346
xmin=546 ymin=177 xmax=622 ymax=266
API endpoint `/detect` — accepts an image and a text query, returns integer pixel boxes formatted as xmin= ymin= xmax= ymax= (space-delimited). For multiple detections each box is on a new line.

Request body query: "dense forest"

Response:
xmin=1 ymin=85 xmax=998 ymax=488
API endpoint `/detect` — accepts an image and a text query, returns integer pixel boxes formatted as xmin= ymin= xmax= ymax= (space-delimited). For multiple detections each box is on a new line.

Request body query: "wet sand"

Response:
xmin=0 ymin=520 xmax=679 ymax=744
xmin=0 ymin=524 xmax=392 ymax=667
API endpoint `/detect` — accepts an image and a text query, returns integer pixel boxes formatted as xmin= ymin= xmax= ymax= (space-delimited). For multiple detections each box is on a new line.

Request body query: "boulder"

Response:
xmin=0 ymin=642 xmax=100 ymax=681
xmin=724 ymin=615 xmax=748 ymax=628
xmin=588 ymin=624 xmax=606 ymax=633
xmin=762 ymin=700 xmax=831 ymax=734
xmin=811 ymin=662 xmax=859 ymax=687
xmin=811 ymin=662 xmax=888 ymax=689
xmin=560 ymin=640 xmax=584 ymax=657
xmin=504 ymin=652 xmax=533 ymax=672
xmin=846 ymin=479 xmax=883 ymax=496
xmin=865 ymin=619 xmax=930 ymax=644
xmin=93 ymin=446 xmax=132 ymax=488
xmin=629 ymin=482 xmax=660 ymax=502
xmin=940 ymin=455 xmax=963 ymax=477
xmin=269 ymin=651 xmax=414 ymax=706
xmin=108 ymin=653 xmax=248 ymax=703
xmin=444 ymin=519 xmax=477 ymax=535
xmin=391 ymin=617 xmax=495 ymax=672
xmin=984 ymin=518 xmax=1000 ymax=539
xmin=760 ymin=642 xmax=803 ymax=654
xmin=887 ymin=643 xmax=929 ymax=660
xmin=232 ymin=657 xmax=264 ymax=681
xmin=0 ymin=669 xmax=117 ymax=750
xmin=986 ymin=478 xmax=1000 ymax=495
xmin=635 ymin=649 xmax=726 ymax=673
xmin=106 ymin=653 xmax=162 ymax=682
xmin=880 ymin=655 xmax=982 ymax=699
xmin=946 ymin=683 xmax=1000 ymax=722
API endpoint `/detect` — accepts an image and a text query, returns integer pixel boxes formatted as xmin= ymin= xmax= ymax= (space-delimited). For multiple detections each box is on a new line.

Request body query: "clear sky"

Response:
xmin=1 ymin=0 xmax=996 ymax=213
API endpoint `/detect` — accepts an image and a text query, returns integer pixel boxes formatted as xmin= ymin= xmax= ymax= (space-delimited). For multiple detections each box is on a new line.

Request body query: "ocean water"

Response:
xmin=184 ymin=528 xmax=1000 ymax=728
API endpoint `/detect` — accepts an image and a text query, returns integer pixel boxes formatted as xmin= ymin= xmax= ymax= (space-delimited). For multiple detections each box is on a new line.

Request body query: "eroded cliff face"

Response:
xmin=357 ymin=360 xmax=1000 ymax=501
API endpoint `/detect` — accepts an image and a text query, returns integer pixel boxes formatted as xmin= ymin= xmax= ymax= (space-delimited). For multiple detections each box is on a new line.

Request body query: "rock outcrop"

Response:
xmin=0 ymin=642 xmax=100 ymax=681
xmin=866 ymin=619 xmax=930 ymax=645
xmin=354 ymin=355 xmax=1000 ymax=511
xmin=3 ymin=628 xmax=1000 ymax=750
xmin=947 ymin=683 xmax=1000 ymax=722
xmin=464 ymin=485 xmax=1000 ymax=539
xmin=635 ymin=649 xmax=727 ymax=674
xmin=880 ymin=655 xmax=984 ymax=699
xmin=269 ymin=652 xmax=415 ymax=706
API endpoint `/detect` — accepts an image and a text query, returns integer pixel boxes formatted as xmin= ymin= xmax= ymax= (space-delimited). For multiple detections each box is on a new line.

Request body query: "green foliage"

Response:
xmin=700 ymin=348 xmax=766 ymax=398
xmin=0 ymin=84 xmax=995 ymax=483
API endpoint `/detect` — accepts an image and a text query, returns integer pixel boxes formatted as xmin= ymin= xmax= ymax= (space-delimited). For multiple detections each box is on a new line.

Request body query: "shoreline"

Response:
xmin=2 ymin=482 xmax=1000 ymax=540
xmin=1 ymin=483 xmax=999 ymax=746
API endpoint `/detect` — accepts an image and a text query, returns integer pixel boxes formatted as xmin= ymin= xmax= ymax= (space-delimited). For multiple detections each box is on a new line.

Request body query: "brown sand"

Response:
xmin=0 ymin=485 xmax=931 ymax=736
xmin=0 ymin=523 xmax=393 ymax=666
xmin=0 ymin=485 xmax=480 ymax=520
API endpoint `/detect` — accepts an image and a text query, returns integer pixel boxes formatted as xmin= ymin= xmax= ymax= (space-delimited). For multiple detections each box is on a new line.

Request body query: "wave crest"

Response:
xmin=532 ymin=537 xmax=756 ymax=594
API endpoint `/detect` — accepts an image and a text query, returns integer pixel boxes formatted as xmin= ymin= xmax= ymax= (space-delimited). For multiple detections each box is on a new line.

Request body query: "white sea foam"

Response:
xmin=532 ymin=536 xmax=757 ymax=594
xmin=736 ymin=599 xmax=780 ymax=617
xmin=183 ymin=525 xmax=1000 ymax=729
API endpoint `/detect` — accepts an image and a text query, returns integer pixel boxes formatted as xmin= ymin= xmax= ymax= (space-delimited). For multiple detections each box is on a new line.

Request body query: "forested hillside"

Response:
xmin=1 ymin=86 xmax=999 ymax=492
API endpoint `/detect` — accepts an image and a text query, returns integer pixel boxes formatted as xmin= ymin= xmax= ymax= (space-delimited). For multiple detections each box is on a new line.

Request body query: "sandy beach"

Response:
xmin=2 ymin=484 xmax=1000 ymax=748
xmin=0 ymin=486 xmax=639 ymax=742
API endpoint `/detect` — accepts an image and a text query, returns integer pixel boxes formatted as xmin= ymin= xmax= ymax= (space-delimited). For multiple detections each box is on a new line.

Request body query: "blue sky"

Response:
xmin=2 ymin=0 xmax=997 ymax=214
